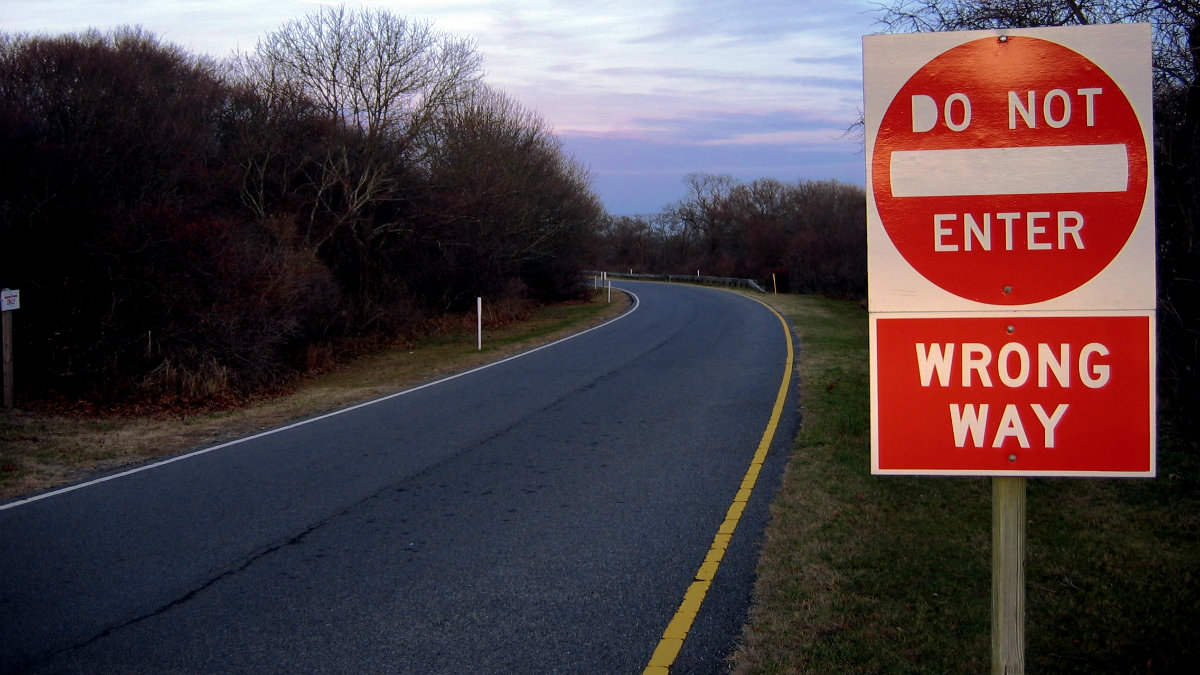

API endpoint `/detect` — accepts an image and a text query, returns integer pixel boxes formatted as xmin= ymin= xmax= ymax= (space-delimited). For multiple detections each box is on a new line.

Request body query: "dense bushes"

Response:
xmin=0 ymin=11 xmax=602 ymax=406
xmin=1154 ymin=45 xmax=1200 ymax=438
xmin=413 ymin=87 xmax=602 ymax=308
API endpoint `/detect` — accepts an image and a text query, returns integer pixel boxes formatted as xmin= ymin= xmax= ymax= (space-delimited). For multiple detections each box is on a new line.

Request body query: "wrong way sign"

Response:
xmin=872 ymin=313 xmax=1153 ymax=475
xmin=865 ymin=25 xmax=1155 ymax=477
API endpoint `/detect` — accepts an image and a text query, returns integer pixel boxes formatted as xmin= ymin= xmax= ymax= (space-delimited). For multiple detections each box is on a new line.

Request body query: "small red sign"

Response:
xmin=871 ymin=36 xmax=1148 ymax=305
xmin=873 ymin=314 xmax=1153 ymax=475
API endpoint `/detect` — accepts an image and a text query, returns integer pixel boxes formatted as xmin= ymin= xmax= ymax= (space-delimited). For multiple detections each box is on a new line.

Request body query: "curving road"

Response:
xmin=0 ymin=281 xmax=797 ymax=674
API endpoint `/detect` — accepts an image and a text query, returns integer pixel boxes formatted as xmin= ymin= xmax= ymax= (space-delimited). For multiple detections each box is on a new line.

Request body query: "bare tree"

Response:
xmin=875 ymin=1 xmax=1199 ymax=87
xmin=242 ymin=4 xmax=482 ymax=143
xmin=668 ymin=173 xmax=739 ymax=272
xmin=416 ymin=86 xmax=603 ymax=306
xmin=230 ymin=5 xmax=484 ymax=253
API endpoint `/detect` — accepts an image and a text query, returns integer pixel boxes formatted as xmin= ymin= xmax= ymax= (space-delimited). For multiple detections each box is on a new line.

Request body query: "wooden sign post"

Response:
xmin=992 ymin=476 xmax=1026 ymax=674
xmin=2 ymin=288 xmax=19 ymax=409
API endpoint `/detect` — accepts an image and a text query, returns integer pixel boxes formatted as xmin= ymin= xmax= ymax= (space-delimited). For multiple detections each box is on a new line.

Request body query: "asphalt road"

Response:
xmin=0 ymin=281 xmax=797 ymax=674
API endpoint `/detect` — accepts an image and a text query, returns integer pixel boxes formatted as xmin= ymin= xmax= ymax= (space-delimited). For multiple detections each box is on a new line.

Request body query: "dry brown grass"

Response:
xmin=0 ymin=291 xmax=629 ymax=500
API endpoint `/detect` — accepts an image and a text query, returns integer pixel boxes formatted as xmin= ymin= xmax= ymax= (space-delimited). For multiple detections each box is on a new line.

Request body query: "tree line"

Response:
xmin=594 ymin=175 xmax=866 ymax=298
xmin=0 ymin=7 xmax=602 ymax=405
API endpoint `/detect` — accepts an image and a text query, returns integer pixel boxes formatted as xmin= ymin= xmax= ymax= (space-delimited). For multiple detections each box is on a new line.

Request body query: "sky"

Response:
xmin=2 ymin=0 xmax=878 ymax=215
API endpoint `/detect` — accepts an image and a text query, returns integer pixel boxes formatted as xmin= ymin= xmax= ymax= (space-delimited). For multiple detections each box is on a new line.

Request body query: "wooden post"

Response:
xmin=992 ymin=476 xmax=1026 ymax=674
xmin=3 ymin=309 xmax=13 ymax=409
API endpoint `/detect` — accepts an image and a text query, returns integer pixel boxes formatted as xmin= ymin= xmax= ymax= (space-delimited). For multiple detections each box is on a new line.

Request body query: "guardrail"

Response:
xmin=585 ymin=271 xmax=766 ymax=293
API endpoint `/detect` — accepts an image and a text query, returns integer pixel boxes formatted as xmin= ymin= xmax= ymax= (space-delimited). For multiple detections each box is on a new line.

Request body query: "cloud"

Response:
xmin=565 ymin=108 xmax=858 ymax=148
xmin=792 ymin=54 xmax=861 ymax=67
xmin=559 ymin=109 xmax=866 ymax=215
xmin=590 ymin=66 xmax=860 ymax=92
xmin=628 ymin=0 xmax=864 ymax=46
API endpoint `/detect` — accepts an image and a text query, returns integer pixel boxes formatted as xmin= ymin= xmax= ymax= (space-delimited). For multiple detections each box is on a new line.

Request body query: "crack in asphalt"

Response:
xmin=25 ymin=296 xmax=684 ymax=670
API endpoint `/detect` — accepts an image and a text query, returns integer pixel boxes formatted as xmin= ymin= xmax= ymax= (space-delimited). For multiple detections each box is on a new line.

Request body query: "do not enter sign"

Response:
xmin=872 ymin=34 xmax=1148 ymax=306
xmin=873 ymin=25 xmax=1152 ymax=309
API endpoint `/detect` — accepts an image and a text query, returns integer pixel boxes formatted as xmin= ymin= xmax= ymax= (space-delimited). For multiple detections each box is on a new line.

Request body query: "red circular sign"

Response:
xmin=872 ymin=36 xmax=1147 ymax=305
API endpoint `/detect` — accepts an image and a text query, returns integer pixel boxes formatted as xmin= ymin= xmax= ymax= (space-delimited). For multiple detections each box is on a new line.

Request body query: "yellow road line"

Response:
xmin=643 ymin=297 xmax=794 ymax=675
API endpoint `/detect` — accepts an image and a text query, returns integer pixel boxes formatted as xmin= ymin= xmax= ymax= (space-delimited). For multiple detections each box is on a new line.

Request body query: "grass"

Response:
xmin=731 ymin=293 xmax=1200 ymax=675
xmin=0 ymin=290 xmax=630 ymax=501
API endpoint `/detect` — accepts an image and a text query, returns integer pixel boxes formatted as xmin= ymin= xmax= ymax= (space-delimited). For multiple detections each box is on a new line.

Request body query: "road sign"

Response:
xmin=871 ymin=34 xmax=1147 ymax=306
xmin=866 ymin=24 xmax=1155 ymax=313
xmin=872 ymin=313 xmax=1154 ymax=476
xmin=865 ymin=25 xmax=1155 ymax=477
xmin=2 ymin=289 xmax=16 ymax=408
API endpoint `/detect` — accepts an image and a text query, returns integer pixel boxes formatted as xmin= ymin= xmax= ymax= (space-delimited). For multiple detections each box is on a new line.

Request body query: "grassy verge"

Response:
xmin=732 ymin=294 xmax=1199 ymax=674
xmin=0 ymin=290 xmax=630 ymax=501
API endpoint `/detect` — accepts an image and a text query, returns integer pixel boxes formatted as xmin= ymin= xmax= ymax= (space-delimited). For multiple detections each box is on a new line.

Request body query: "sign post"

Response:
xmin=2 ymin=289 xmax=19 ymax=409
xmin=865 ymin=24 xmax=1155 ymax=674
xmin=992 ymin=476 xmax=1026 ymax=674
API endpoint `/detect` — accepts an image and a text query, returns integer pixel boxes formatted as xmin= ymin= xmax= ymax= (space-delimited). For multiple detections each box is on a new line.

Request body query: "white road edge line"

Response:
xmin=2 ymin=289 xmax=642 ymax=512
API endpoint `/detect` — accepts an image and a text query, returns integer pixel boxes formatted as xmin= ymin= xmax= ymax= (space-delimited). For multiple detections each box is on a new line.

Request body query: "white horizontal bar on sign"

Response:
xmin=889 ymin=144 xmax=1129 ymax=197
